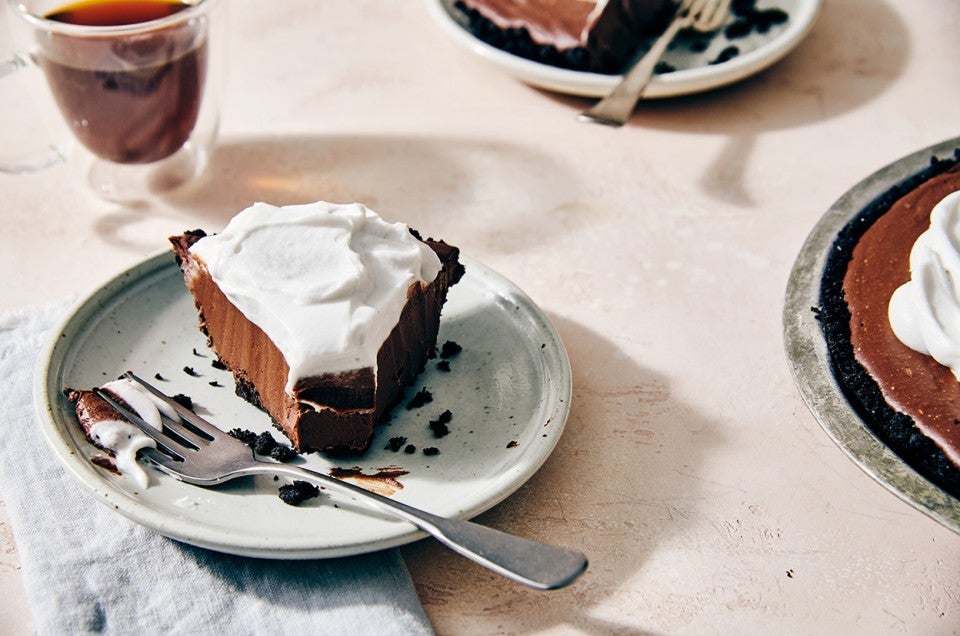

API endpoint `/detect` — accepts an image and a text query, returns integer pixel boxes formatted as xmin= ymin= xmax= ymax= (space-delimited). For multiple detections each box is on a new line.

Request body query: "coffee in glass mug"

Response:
xmin=0 ymin=0 xmax=224 ymax=199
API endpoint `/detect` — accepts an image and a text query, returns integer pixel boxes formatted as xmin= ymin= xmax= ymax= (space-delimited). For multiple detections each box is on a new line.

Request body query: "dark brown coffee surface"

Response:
xmin=45 ymin=0 xmax=190 ymax=27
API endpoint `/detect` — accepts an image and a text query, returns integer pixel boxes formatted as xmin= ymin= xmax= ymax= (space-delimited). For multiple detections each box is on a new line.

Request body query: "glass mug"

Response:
xmin=0 ymin=0 xmax=224 ymax=200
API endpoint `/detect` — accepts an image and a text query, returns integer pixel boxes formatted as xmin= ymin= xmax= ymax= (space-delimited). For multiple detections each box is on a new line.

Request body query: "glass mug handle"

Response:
xmin=0 ymin=49 xmax=70 ymax=174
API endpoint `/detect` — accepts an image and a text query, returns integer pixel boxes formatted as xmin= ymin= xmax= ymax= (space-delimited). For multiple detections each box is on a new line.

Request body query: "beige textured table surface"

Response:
xmin=2 ymin=1 xmax=960 ymax=633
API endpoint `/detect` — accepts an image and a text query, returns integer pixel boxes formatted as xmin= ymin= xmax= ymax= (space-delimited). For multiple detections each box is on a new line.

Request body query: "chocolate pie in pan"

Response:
xmin=786 ymin=138 xmax=960 ymax=530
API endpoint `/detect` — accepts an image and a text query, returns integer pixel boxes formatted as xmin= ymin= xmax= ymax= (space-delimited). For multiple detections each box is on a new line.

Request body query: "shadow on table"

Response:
xmin=92 ymin=132 xmax=582 ymax=255
xmin=403 ymin=314 xmax=725 ymax=634
xmin=549 ymin=0 xmax=909 ymax=207
xmin=637 ymin=0 xmax=908 ymax=129
xmin=191 ymin=132 xmax=573 ymax=239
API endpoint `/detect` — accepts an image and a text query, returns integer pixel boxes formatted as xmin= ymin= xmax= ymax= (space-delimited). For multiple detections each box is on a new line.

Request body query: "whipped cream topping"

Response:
xmin=189 ymin=201 xmax=443 ymax=392
xmin=89 ymin=378 xmax=176 ymax=490
xmin=889 ymin=190 xmax=960 ymax=380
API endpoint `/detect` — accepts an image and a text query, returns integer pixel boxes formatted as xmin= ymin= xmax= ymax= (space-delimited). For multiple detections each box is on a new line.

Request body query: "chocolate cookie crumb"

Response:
xmin=687 ymin=37 xmax=710 ymax=53
xmin=228 ymin=428 xmax=258 ymax=446
xmin=436 ymin=360 xmax=451 ymax=372
xmin=154 ymin=373 xmax=166 ymax=381
xmin=440 ymin=340 xmax=462 ymax=358
xmin=278 ymin=480 xmax=319 ymax=506
xmin=211 ymin=359 xmax=227 ymax=370
xmin=254 ymin=431 xmax=278 ymax=456
xmin=406 ymin=388 xmax=433 ymax=409
xmin=208 ymin=380 xmax=222 ymax=387
xmin=429 ymin=410 xmax=453 ymax=438
xmin=404 ymin=444 xmax=417 ymax=454
xmin=192 ymin=348 xmax=205 ymax=357
xmin=171 ymin=394 xmax=193 ymax=410
xmin=182 ymin=366 xmax=199 ymax=377
xmin=507 ymin=440 xmax=518 ymax=448
xmin=269 ymin=443 xmax=297 ymax=462
xmin=654 ymin=61 xmax=676 ymax=74
xmin=711 ymin=46 xmax=740 ymax=65
xmin=385 ymin=436 xmax=407 ymax=452
xmin=724 ymin=19 xmax=752 ymax=39
xmin=423 ymin=447 xmax=439 ymax=456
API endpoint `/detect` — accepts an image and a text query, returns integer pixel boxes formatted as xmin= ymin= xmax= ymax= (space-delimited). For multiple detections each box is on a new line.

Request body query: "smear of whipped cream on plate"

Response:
xmin=89 ymin=378 xmax=175 ymax=490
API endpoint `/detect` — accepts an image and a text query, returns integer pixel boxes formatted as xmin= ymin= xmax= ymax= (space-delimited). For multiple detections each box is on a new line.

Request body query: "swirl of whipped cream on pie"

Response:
xmin=889 ymin=190 xmax=960 ymax=379
xmin=189 ymin=202 xmax=443 ymax=392
xmin=89 ymin=378 xmax=176 ymax=489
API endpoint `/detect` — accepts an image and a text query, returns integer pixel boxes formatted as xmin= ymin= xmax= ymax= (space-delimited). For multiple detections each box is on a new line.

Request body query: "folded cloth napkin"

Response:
xmin=0 ymin=301 xmax=433 ymax=635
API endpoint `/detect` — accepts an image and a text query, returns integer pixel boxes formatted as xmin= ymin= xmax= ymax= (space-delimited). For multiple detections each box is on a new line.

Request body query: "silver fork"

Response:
xmin=577 ymin=0 xmax=731 ymax=127
xmin=94 ymin=371 xmax=587 ymax=590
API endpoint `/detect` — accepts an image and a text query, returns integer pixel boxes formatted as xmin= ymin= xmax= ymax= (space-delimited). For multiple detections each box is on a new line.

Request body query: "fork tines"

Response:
xmin=93 ymin=373 xmax=221 ymax=462
xmin=124 ymin=371 xmax=222 ymax=440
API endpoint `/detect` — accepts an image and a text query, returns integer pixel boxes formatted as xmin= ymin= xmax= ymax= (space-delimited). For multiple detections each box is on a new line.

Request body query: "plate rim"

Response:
xmin=33 ymin=251 xmax=574 ymax=558
xmin=783 ymin=136 xmax=960 ymax=533
xmin=425 ymin=0 xmax=823 ymax=98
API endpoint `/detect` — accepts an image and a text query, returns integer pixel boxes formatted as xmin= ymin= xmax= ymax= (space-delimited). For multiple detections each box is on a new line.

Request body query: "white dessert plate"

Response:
xmin=425 ymin=0 xmax=821 ymax=98
xmin=784 ymin=136 xmax=960 ymax=534
xmin=34 ymin=253 xmax=572 ymax=558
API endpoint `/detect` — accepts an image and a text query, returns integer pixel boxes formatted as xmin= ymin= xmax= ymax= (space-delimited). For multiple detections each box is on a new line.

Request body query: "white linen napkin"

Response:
xmin=0 ymin=301 xmax=433 ymax=635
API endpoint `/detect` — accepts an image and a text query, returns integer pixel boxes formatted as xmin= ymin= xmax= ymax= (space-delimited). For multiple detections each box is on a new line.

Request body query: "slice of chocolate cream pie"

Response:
xmin=170 ymin=201 xmax=464 ymax=455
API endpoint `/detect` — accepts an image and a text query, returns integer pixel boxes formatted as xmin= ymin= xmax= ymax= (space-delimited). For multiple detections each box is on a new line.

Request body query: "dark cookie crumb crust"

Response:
xmin=816 ymin=149 xmax=960 ymax=499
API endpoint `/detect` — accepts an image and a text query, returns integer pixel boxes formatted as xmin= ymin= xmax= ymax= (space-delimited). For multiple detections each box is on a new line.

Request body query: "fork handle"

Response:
xmin=577 ymin=12 xmax=691 ymax=127
xmin=265 ymin=463 xmax=587 ymax=590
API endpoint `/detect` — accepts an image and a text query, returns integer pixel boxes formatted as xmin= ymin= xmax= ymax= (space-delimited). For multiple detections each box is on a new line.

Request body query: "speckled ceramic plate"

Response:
xmin=784 ymin=137 xmax=960 ymax=534
xmin=426 ymin=0 xmax=821 ymax=98
xmin=34 ymin=253 xmax=572 ymax=558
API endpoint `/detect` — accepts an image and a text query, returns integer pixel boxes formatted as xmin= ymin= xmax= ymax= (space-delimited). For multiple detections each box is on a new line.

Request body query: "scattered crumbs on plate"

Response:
xmin=208 ymin=380 xmax=222 ymax=387
xmin=228 ymin=427 xmax=257 ymax=446
xmin=710 ymin=46 xmax=740 ymax=65
xmin=385 ymin=436 xmax=407 ymax=452
xmin=404 ymin=444 xmax=417 ymax=454
xmin=278 ymin=481 xmax=319 ymax=506
xmin=192 ymin=348 xmax=205 ymax=357
xmin=252 ymin=431 xmax=297 ymax=462
xmin=507 ymin=440 xmax=518 ymax=449
xmin=269 ymin=443 xmax=297 ymax=462
xmin=429 ymin=410 xmax=453 ymax=438
xmin=436 ymin=360 xmax=451 ymax=372
xmin=182 ymin=366 xmax=199 ymax=377
xmin=406 ymin=388 xmax=433 ymax=410
xmin=211 ymin=359 xmax=227 ymax=370
xmin=171 ymin=393 xmax=193 ymax=410
xmin=423 ymin=447 xmax=439 ymax=456
xmin=154 ymin=372 xmax=166 ymax=381
xmin=439 ymin=340 xmax=462 ymax=358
